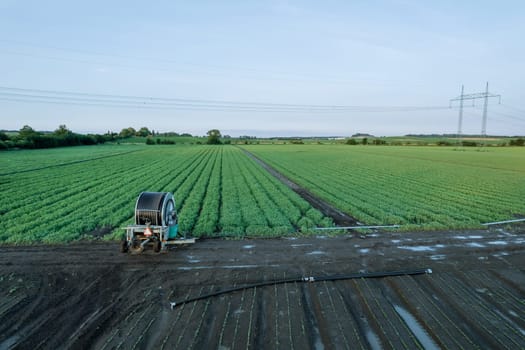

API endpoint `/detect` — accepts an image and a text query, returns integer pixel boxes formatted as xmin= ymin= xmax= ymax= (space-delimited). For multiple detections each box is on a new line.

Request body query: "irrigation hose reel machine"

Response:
xmin=121 ymin=192 xmax=195 ymax=254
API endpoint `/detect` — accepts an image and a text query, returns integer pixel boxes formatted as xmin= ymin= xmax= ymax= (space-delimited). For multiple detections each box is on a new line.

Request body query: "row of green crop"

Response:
xmin=0 ymin=147 xmax=210 ymax=243
xmin=174 ymin=146 xmax=332 ymax=237
xmin=0 ymin=144 xmax=143 ymax=174
xmin=0 ymin=145 xmax=334 ymax=243
xmin=244 ymin=145 xmax=525 ymax=230
xmin=229 ymin=148 xmax=332 ymax=233
xmin=177 ymin=147 xmax=220 ymax=233
xmin=192 ymin=148 xmax=222 ymax=235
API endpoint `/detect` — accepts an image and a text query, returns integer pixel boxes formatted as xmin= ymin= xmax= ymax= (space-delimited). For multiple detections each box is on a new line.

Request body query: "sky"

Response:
xmin=0 ymin=0 xmax=524 ymax=137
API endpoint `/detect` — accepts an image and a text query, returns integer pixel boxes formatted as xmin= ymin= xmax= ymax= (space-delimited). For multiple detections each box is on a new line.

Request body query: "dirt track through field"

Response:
xmin=1 ymin=226 xmax=524 ymax=349
xmin=241 ymin=148 xmax=358 ymax=226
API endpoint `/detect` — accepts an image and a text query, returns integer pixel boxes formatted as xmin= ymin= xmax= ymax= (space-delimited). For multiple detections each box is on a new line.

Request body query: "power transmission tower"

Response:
xmin=453 ymin=85 xmax=465 ymax=145
xmin=450 ymin=82 xmax=501 ymax=144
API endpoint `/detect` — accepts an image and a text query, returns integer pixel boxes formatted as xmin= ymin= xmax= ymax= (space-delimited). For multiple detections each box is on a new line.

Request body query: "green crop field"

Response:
xmin=0 ymin=145 xmax=331 ymax=244
xmin=0 ymin=144 xmax=143 ymax=174
xmin=244 ymin=144 xmax=525 ymax=230
xmin=2 ymin=144 xmax=524 ymax=244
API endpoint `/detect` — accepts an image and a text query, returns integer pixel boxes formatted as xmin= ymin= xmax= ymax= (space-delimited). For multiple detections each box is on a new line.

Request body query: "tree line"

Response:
xmin=0 ymin=125 xmax=161 ymax=150
xmin=0 ymin=125 xmax=118 ymax=150
xmin=0 ymin=125 xmax=220 ymax=150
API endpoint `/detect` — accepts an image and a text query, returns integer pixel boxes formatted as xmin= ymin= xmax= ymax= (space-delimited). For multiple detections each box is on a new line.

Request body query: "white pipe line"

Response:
xmin=481 ymin=218 xmax=525 ymax=226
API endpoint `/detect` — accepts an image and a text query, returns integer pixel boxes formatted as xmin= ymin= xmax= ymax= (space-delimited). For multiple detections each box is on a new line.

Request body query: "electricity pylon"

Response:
xmin=450 ymin=82 xmax=501 ymax=144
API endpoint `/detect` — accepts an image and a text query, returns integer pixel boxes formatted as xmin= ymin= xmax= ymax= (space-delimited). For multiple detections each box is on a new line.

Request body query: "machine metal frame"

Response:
xmin=121 ymin=192 xmax=195 ymax=254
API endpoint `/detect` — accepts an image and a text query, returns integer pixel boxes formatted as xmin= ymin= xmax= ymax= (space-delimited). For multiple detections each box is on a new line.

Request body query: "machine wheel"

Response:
xmin=129 ymin=240 xmax=144 ymax=254
xmin=120 ymin=238 xmax=129 ymax=253
xmin=153 ymin=240 xmax=162 ymax=253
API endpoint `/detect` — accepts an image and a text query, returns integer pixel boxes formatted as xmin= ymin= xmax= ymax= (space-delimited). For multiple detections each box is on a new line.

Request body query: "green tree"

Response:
xmin=206 ymin=129 xmax=222 ymax=144
xmin=0 ymin=131 xmax=9 ymax=141
xmin=18 ymin=125 xmax=38 ymax=140
xmin=119 ymin=127 xmax=136 ymax=138
xmin=373 ymin=138 xmax=386 ymax=145
xmin=54 ymin=124 xmax=72 ymax=136
xmin=136 ymin=127 xmax=151 ymax=137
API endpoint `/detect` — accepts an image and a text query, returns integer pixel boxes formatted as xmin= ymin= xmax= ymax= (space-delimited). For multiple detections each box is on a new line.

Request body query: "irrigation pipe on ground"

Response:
xmin=481 ymin=218 xmax=525 ymax=226
xmin=314 ymin=225 xmax=401 ymax=230
xmin=316 ymin=217 xmax=525 ymax=230
xmin=169 ymin=268 xmax=432 ymax=309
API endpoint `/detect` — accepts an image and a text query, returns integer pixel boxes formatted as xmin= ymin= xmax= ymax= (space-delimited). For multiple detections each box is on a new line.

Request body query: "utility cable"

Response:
xmin=0 ymin=86 xmax=453 ymax=112
xmin=499 ymin=103 xmax=525 ymax=115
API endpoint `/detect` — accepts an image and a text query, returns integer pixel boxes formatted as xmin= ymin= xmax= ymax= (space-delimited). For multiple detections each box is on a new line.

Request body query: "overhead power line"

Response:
xmin=0 ymin=86 xmax=452 ymax=113
xmin=499 ymin=103 xmax=525 ymax=115
xmin=474 ymin=106 xmax=525 ymax=123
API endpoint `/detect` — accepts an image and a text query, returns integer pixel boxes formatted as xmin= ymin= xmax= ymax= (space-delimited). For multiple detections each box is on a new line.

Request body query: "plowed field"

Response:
xmin=1 ymin=226 xmax=524 ymax=349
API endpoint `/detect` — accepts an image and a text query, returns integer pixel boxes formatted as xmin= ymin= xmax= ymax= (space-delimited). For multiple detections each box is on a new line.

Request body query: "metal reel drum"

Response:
xmin=135 ymin=192 xmax=175 ymax=226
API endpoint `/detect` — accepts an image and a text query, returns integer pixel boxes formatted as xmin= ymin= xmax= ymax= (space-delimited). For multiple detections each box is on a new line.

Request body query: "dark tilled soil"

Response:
xmin=1 ymin=227 xmax=524 ymax=349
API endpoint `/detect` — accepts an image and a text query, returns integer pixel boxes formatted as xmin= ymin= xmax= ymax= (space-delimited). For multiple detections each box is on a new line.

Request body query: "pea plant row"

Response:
xmin=0 ymin=145 xmax=332 ymax=243
xmin=244 ymin=144 xmax=525 ymax=230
